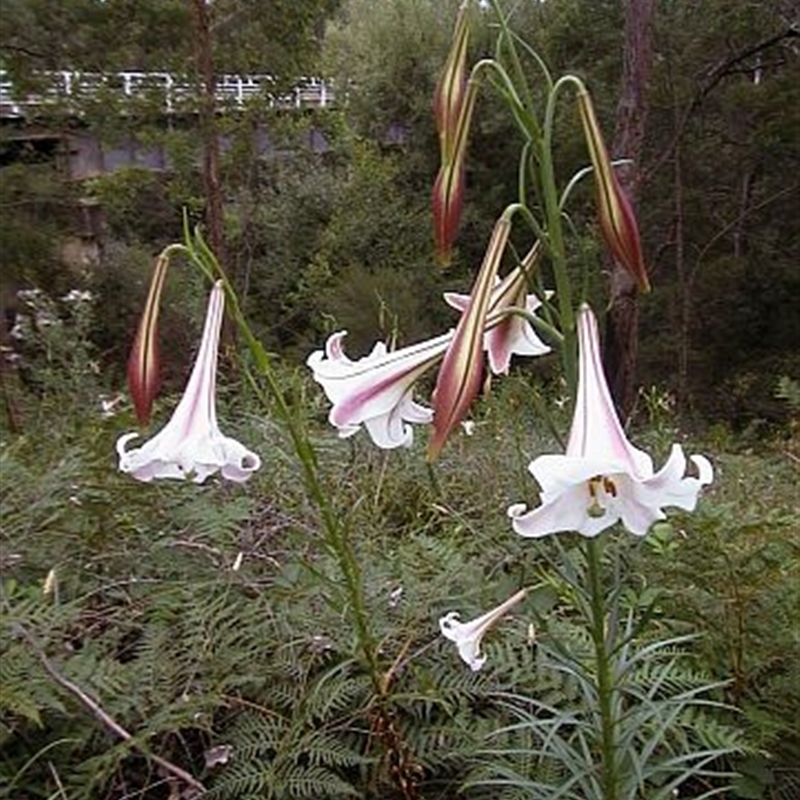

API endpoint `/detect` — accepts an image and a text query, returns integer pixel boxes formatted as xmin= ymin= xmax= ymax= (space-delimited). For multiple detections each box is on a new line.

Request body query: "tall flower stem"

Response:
xmin=586 ymin=537 xmax=619 ymax=800
xmin=184 ymin=229 xmax=381 ymax=685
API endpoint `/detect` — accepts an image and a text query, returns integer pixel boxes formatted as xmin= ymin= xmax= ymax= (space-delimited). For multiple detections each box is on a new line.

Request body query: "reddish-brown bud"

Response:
xmin=432 ymin=81 xmax=476 ymax=266
xmin=434 ymin=4 xmax=470 ymax=159
xmin=428 ymin=216 xmax=511 ymax=460
xmin=127 ymin=250 xmax=170 ymax=424
xmin=432 ymin=4 xmax=476 ymax=266
xmin=577 ymin=89 xmax=651 ymax=293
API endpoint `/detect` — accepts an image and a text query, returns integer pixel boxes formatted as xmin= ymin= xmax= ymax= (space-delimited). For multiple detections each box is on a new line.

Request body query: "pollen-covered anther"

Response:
xmin=602 ymin=476 xmax=618 ymax=497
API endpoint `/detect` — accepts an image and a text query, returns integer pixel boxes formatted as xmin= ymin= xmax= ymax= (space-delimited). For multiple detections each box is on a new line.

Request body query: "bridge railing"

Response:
xmin=0 ymin=70 xmax=335 ymax=118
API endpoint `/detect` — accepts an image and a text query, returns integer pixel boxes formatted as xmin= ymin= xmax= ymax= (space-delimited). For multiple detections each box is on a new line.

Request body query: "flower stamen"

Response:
xmin=587 ymin=476 xmax=607 ymax=518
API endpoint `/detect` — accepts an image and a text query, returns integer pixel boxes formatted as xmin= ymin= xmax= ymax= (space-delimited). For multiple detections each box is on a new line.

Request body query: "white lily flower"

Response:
xmin=444 ymin=271 xmax=551 ymax=376
xmin=307 ymin=331 xmax=448 ymax=448
xmin=439 ymin=587 xmax=529 ymax=671
xmin=307 ymin=267 xmax=552 ymax=449
xmin=117 ymin=282 xmax=261 ymax=483
xmin=509 ymin=305 xmax=712 ymax=538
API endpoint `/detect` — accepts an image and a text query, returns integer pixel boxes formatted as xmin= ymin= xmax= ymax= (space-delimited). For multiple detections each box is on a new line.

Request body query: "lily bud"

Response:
xmin=428 ymin=215 xmax=511 ymax=460
xmin=127 ymin=250 xmax=170 ymax=424
xmin=434 ymin=2 xmax=470 ymax=161
xmin=577 ymin=89 xmax=650 ymax=293
xmin=433 ymin=4 xmax=476 ymax=265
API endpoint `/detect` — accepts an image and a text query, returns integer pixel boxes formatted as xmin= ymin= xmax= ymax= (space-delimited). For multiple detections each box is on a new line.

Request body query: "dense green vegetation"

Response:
xmin=1 ymin=306 xmax=798 ymax=798
xmin=2 ymin=0 xmax=797 ymax=421
xmin=1 ymin=1 xmax=799 ymax=798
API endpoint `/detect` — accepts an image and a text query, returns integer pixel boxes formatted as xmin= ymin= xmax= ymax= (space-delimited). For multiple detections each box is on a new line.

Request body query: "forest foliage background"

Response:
xmin=1 ymin=0 xmax=797 ymax=423
xmin=0 ymin=1 xmax=799 ymax=799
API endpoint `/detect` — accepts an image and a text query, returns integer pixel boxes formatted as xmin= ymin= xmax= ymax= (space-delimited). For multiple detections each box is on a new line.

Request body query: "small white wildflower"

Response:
xmin=99 ymin=394 xmax=125 ymax=419
xmin=62 ymin=289 xmax=94 ymax=305
xmin=43 ymin=568 xmax=58 ymax=597
xmin=17 ymin=288 xmax=44 ymax=305
xmin=34 ymin=310 xmax=58 ymax=328
xmin=205 ymin=744 xmax=233 ymax=769
xmin=10 ymin=318 xmax=29 ymax=340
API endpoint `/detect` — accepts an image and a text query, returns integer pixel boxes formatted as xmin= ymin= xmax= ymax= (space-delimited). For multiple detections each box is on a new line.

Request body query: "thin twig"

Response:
xmin=47 ymin=761 xmax=68 ymax=800
xmin=14 ymin=623 xmax=206 ymax=794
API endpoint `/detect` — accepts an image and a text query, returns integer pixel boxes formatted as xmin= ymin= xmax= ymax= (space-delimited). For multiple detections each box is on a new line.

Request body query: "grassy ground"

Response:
xmin=1 ymin=366 xmax=798 ymax=799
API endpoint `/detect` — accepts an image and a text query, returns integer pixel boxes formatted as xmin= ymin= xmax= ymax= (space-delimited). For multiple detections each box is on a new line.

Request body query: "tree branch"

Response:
xmin=643 ymin=26 xmax=799 ymax=187
xmin=14 ymin=623 xmax=207 ymax=795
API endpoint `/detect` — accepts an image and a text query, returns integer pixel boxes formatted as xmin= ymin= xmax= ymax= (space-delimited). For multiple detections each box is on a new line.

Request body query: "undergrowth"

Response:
xmin=1 ymin=363 xmax=798 ymax=799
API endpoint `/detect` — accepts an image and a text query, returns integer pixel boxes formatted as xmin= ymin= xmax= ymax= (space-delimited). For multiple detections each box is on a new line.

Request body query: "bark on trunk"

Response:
xmin=190 ymin=0 xmax=226 ymax=269
xmin=603 ymin=0 xmax=655 ymax=422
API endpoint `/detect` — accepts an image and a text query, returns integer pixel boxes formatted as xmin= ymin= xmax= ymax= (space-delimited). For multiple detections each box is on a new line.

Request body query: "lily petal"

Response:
xmin=117 ymin=282 xmax=261 ymax=483
xmin=439 ymin=587 xmax=528 ymax=671
xmin=509 ymin=305 xmax=712 ymax=538
xmin=307 ymin=331 xmax=449 ymax=448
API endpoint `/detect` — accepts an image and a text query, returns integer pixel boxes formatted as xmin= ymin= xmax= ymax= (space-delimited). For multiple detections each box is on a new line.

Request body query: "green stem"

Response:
xmin=186 ymin=229 xmax=381 ymax=687
xmin=586 ymin=538 xmax=618 ymax=800
xmin=540 ymin=79 xmax=577 ymax=391
xmin=250 ymin=350 xmax=380 ymax=685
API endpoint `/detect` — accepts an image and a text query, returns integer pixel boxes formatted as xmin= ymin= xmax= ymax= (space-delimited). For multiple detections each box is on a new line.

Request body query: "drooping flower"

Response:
xmin=117 ymin=281 xmax=261 ymax=483
xmin=509 ymin=305 xmax=712 ymax=538
xmin=428 ymin=215 xmax=511 ymax=460
xmin=127 ymin=250 xmax=170 ymax=424
xmin=307 ymin=253 xmax=552 ymax=450
xmin=307 ymin=331 xmax=450 ymax=449
xmin=445 ymin=243 xmax=550 ymax=375
xmin=577 ymin=89 xmax=650 ymax=293
xmin=440 ymin=587 xmax=529 ymax=671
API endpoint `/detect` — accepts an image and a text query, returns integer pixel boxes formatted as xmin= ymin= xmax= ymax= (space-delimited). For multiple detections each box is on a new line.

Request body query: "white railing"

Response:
xmin=0 ymin=70 xmax=335 ymax=117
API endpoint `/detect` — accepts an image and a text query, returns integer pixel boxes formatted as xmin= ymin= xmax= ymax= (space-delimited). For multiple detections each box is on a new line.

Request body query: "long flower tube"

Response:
xmin=440 ymin=587 xmax=529 ymax=671
xmin=117 ymin=281 xmax=261 ymax=483
xmin=509 ymin=305 xmax=712 ymax=537
xmin=307 ymin=260 xmax=551 ymax=450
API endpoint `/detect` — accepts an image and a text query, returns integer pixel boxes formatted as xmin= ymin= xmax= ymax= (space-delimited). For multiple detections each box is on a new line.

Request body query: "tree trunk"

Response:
xmin=603 ymin=0 xmax=655 ymax=422
xmin=190 ymin=0 xmax=226 ymax=269
xmin=674 ymin=137 xmax=690 ymax=410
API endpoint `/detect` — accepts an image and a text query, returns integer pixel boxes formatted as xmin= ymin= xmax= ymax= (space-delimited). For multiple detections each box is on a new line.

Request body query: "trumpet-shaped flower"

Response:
xmin=117 ymin=282 xmax=261 ymax=483
xmin=440 ymin=588 xmax=529 ymax=671
xmin=577 ymin=89 xmax=650 ymax=293
xmin=308 ymin=256 xmax=551 ymax=450
xmin=509 ymin=305 xmax=712 ymax=538
xmin=307 ymin=331 xmax=449 ymax=449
